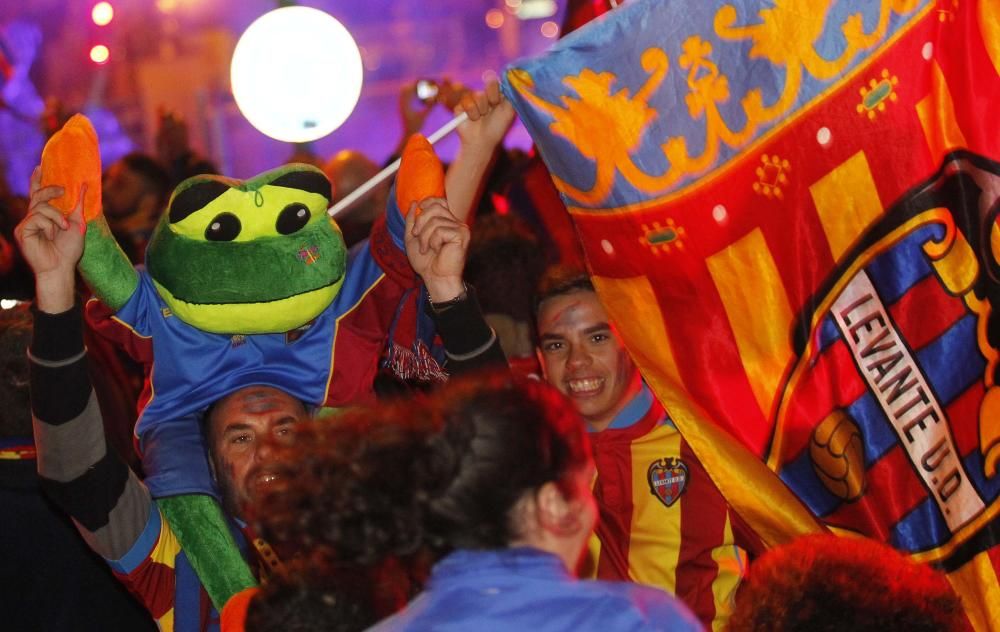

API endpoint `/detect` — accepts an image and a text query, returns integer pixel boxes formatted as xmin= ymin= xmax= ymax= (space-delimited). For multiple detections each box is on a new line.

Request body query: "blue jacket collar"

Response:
xmin=430 ymin=547 xmax=570 ymax=587
xmin=603 ymin=381 xmax=655 ymax=430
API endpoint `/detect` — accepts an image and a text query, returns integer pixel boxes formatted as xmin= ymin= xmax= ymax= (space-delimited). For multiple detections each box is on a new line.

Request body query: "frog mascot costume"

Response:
xmin=40 ymin=114 xmax=446 ymax=618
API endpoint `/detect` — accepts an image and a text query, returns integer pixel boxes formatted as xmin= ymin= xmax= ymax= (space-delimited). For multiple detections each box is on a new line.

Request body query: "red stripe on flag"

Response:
xmin=651 ymin=275 xmax=773 ymax=454
xmin=560 ymin=0 xmax=620 ymax=37
xmin=823 ymin=446 xmax=927 ymax=541
xmin=933 ymin=0 xmax=1000 ymax=160
xmin=774 ymin=270 xmax=970 ymax=466
xmin=989 ymin=544 xmax=1000 ymax=584
xmin=888 ymin=273 xmax=969 ymax=351
xmin=521 ymin=157 xmax=586 ymax=268
xmin=947 ymin=379 xmax=984 ymax=458
xmin=776 ymin=338 xmax=868 ymax=465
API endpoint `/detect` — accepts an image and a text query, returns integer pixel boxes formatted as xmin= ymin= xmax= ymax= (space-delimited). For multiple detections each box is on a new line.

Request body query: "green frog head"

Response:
xmin=146 ymin=164 xmax=346 ymax=334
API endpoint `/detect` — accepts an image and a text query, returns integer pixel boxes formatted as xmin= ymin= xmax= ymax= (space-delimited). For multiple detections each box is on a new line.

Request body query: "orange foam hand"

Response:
xmin=220 ymin=586 xmax=259 ymax=632
xmin=395 ymin=133 xmax=445 ymax=216
xmin=40 ymin=114 xmax=102 ymax=221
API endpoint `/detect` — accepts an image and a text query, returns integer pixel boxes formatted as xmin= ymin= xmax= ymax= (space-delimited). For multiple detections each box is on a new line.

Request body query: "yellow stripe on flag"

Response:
xmin=978 ymin=0 xmax=1000 ymax=78
xmin=946 ymin=551 xmax=1000 ymax=632
xmin=705 ymin=228 xmax=793 ymax=421
xmin=593 ymin=274 xmax=821 ymax=551
xmin=916 ymin=61 xmax=968 ymax=160
xmin=592 ymin=275 xmax=683 ymax=388
xmin=809 ymin=151 xmax=884 ymax=262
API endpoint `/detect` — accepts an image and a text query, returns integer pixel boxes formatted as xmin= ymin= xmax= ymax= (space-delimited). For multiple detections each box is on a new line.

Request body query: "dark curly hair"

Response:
xmin=245 ymin=554 xmax=377 ymax=632
xmin=727 ymin=534 xmax=970 ymax=632
xmin=253 ymin=372 xmax=591 ymax=572
xmin=464 ymin=213 xmax=547 ymax=322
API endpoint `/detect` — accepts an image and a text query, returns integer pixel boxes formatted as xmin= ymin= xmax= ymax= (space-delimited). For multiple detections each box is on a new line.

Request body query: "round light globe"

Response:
xmin=231 ymin=7 xmax=363 ymax=143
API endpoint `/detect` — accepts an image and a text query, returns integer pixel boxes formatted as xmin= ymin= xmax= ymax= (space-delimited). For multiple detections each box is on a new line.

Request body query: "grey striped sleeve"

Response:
xmin=30 ymin=308 xmax=153 ymax=562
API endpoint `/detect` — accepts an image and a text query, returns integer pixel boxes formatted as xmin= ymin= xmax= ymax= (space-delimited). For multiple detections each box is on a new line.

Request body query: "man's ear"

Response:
xmin=536 ymin=347 xmax=549 ymax=381
xmin=535 ymin=481 xmax=582 ymax=536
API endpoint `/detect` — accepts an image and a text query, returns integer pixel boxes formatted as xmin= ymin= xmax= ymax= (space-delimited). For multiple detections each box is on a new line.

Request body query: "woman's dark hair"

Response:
xmin=245 ymin=555 xmax=377 ymax=632
xmin=253 ymin=372 xmax=590 ymax=570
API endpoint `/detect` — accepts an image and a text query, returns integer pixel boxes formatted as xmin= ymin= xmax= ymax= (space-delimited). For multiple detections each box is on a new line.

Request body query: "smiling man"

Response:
xmin=205 ymin=387 xmax=305 ymax=518
xmin=534 ymin=268 xmax=760 ymax=630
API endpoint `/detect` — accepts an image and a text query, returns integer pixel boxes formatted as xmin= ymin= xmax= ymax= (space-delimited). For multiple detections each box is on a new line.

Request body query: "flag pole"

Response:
xmin=327 ymin=112 xmax=468 ymax=217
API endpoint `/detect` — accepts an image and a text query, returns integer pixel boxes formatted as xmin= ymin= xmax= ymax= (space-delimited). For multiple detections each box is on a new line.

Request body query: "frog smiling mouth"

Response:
xmin=152 ymin=279 xmax=345 ymax=335
xmin=154 ymin=274 xmax=344 ymax=306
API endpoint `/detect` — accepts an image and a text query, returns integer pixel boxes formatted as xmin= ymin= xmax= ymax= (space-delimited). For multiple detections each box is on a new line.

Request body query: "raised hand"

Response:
xmin=454 ymin=79 xmax=516 ymax=152
xmin=445 ymin=79 xmax=517 ymax=223
xmin=404 ymin=196 xmax=470 ymax=303
xmin=14 ymin=167 xmax=86 ymax=312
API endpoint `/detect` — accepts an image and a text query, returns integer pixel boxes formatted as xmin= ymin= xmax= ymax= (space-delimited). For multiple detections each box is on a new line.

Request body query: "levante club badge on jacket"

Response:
xmin=648 ymin=457 xmax=688 ymax=507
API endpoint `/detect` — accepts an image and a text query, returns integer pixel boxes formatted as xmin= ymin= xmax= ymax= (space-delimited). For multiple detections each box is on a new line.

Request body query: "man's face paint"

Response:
xmin=207 ymin=385 xmax=308 ymax=519
xmin=536 ymin=290 xmax=641 ymax=432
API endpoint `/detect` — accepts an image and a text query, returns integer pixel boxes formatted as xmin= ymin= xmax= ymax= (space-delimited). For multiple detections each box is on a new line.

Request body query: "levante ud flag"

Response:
xmin=502 ymin=0 xmax=1000 ymax=628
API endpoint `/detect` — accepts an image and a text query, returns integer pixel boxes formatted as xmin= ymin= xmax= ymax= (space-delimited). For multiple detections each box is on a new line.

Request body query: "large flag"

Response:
xmin=502 ymin=0 xmax=1000 ymax=628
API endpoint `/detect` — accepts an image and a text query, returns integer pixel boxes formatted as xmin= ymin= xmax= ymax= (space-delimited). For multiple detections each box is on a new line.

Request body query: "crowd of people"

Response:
xmin=0 ymin=38 xmax=974 ymax=632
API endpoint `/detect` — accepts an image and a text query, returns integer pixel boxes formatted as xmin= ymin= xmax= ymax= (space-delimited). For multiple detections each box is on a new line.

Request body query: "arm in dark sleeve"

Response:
xmin=426 ymin=285 xmax=507 ymax=375
xmin=30 ymin=303 xmax=153 ymax=562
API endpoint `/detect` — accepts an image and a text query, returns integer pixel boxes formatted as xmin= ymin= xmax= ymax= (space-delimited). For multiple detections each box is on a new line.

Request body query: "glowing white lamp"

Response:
xmin=231 ymin=7 xmax=363 ymax=143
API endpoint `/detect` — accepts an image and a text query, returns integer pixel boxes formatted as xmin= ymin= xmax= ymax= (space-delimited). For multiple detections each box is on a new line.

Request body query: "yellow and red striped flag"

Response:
xmin=503 ymin=0 xmax=1000 ymax=628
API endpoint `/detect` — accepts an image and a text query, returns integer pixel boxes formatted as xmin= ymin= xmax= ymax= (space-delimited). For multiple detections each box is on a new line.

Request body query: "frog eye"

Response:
xmin=276 ymin=203 xmax=311 ymax=235
xmin=205 ymin=213 xmax=241 ymax=241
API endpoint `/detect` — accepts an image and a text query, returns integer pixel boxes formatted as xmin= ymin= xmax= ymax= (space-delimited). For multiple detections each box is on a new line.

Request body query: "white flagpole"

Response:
xmin=327 ymin=112 xmax=468 ymax=217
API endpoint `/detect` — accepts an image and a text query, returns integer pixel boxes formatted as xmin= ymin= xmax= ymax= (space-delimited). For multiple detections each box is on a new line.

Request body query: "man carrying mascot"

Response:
xmin=17 ymin=83 xmax=512 ymax=630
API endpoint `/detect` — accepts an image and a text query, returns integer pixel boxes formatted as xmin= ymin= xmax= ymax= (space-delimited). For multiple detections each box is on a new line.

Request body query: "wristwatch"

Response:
xmin=428 ymin=283 xmax=469 ymax=313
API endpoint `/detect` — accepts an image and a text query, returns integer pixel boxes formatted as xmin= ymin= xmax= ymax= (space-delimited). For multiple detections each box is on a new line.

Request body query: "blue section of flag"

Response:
xmin=865 ymin=225 xmax=939 ymax=307
xmin=502 ymin=0 xmax=930 ymax=209
xmin=892 ymin=496 xmax=950 ymax=552
xmin=779 ymin=450 xmax=841 ymax=517
xmin=914 ymin=315 xmax=984 ymax=407
xmin=814 ymin=224 xmax=939 ymax=354
xmin=778 ymin=386 xmax=896 ymax=519
xmin=781 ymin=234 xmax=982 ymax=530
xmin=847 ymin=391 xmax=899 ymax=465
xmin=786 ymin=311 xmax=984 ymax=539
xmin=964 ymin=451 xmax=1000 ymax=504
xmin=817 ymin=315 xmax=841 ymax=354
xmin=894 ymin=451 xmax=1000 ymax=553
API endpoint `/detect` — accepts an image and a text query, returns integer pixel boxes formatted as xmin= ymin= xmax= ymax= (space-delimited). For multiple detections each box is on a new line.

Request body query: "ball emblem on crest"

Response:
xmin=810 ymin=410 xmax=866 ymax=502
